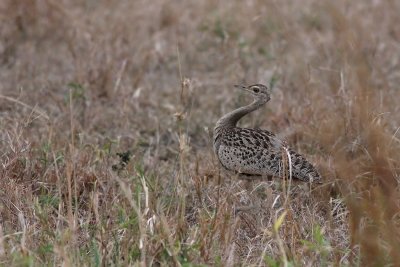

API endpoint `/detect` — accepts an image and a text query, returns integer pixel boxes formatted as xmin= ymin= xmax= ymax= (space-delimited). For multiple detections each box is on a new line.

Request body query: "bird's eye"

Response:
xmin=252 ymin=87 xmax=260 ymax=93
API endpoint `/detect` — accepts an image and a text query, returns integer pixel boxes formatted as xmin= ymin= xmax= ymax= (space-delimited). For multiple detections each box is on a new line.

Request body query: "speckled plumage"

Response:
xmin=213 ymin=84 xmax=321 ymax=182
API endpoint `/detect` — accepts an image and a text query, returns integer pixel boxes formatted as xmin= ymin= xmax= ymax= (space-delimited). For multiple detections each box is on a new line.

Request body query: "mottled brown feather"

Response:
xmin=213 ymin=84 xmax=321 ymax=182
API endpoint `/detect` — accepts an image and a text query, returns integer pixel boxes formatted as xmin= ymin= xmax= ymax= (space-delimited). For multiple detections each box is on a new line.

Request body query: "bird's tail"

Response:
xmin=281 ymin=149 xmax=322 ymax=182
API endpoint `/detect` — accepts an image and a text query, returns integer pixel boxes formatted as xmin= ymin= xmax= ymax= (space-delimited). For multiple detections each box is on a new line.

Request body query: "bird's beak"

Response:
xmin=234 ymin=84 xmax=247 ymax=91
xmin=234 ymin=84 xmax=251 ymax=94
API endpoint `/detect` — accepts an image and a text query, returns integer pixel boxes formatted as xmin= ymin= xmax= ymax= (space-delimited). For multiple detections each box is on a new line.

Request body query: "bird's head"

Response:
xmin=234 ymin=84 xmax=271 ymax=102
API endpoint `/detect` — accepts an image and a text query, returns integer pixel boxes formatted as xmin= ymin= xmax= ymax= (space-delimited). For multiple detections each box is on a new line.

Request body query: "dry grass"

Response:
xmin=1 ymin=0 xmax=400 ymax=266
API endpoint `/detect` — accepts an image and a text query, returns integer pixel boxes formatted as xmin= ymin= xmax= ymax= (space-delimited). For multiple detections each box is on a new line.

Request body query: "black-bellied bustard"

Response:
xmin=213 ymin=84 xmax=321 ymax=182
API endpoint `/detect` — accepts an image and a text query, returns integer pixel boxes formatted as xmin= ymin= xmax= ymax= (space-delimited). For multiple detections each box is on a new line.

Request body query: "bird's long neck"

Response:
xmin=216 ymin=98 xmax=266 ymax=129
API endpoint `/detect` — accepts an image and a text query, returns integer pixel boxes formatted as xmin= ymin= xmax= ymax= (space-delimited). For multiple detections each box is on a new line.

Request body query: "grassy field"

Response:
xmin=1 ymin=0 xmax=400 ymax=266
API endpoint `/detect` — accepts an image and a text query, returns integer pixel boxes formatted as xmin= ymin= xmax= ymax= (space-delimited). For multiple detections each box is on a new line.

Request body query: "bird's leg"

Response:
xmin=234 ymin=178 xmax=259 ymax=214
xmin=237 ymin=174 xmax=263 ymax=193
xmin=237 ymin=173 xmax=263 ymax=181
xmin=265 ymin=175 xmax=274 ymax=181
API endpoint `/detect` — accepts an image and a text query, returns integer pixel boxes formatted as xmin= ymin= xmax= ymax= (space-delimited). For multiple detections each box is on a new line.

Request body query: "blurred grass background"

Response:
xmin=0 ymin=0 xmax=399 ymax=266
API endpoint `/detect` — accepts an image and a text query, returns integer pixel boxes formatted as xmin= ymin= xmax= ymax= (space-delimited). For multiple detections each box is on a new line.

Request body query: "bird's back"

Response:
xmin=214 ymin=127 xmax=321 ymax=182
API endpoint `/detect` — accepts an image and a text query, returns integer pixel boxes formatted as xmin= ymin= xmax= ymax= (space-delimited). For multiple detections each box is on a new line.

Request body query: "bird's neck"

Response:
xmin=216 ymin=98 xmax=266 ymax=129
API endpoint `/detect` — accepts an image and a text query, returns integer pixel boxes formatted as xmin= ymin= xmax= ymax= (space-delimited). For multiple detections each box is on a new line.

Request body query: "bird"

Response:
xmin=213 ymin=84 xmax=321 ymax=182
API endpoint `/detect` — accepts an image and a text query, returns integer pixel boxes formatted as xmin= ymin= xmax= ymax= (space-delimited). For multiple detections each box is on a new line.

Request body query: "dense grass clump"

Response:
xmin=1 ymin=0 xmax=399 ymax=266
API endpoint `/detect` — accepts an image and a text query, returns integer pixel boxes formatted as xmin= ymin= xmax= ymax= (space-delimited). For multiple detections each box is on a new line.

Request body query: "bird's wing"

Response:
xmin=217 ymin=127 xmax=321 ymax=181
xmin=252 ymin=128 xmax=321 ymax=181
xmin=217 ymin=128 xmax=284 ymax=176
xmin=285 ymin=148 xmax=322 ymax=182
